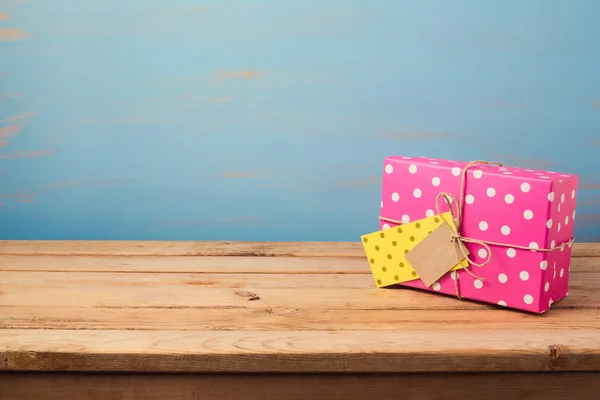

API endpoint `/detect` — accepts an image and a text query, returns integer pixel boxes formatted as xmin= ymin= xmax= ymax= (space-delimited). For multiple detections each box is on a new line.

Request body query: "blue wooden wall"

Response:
xmin=1 ymin=0 xmax=600 ymax=241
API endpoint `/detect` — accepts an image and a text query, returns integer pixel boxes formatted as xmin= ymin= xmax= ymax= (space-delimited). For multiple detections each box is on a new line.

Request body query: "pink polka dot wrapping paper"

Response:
xmin=380 ymin=156 xmax=578 ymax=313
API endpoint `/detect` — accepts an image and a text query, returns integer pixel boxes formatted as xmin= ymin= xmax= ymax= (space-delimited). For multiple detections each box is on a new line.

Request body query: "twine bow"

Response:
xmin=380 ymin=160 xmax=575 ymax=299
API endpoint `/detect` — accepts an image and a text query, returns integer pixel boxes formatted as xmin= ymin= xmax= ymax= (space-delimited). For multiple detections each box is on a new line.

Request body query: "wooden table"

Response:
xmin=1 ymin=241 xmax=599 ymax=400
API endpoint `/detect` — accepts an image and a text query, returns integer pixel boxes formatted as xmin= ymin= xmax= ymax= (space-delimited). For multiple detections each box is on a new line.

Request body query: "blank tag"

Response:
xmin=405 ymin=224 xmax=469 ymax=287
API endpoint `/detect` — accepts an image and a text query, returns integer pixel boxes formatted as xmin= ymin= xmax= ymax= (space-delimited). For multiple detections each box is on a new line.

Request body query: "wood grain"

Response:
xmin=2 ymin=372 xmax=599 ymax=400
xmin=0 ymin=270 xmax=597 ymax=310
xmin=0 ymin=240 xmax=599 ymax=378
xmin=3 ymin=306 xmax=600 ymax=331
xmin=1 ymin=254 xmax=599 ymax=273
xmin=0 ymin=241 xmax=597 ymax=257
xmin=2 ymin=329 xmax=600 ymax=373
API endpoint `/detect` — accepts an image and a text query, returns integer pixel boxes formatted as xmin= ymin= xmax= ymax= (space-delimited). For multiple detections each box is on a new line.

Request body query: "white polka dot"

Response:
xmin=565 ymin=215 xmax=569 ymax=225
xmin=544 ymin=282 xmax=550 ymax=292
xmin=430 ymin=161 xmax=439 ymax=164
xmin=409 ymin=164 xmax=417 ymax=174
xmin=561 ymin=193 xmax=565 ymax=203
xmin=551 ymin=240 xmax=556 ymax=248
xmin=479 ymin=221 xmax=488 ymax=231
xmin=506 ymin=248 xmax=516 ymax=258
xmin=553 ymin=269 xmax=556 ymax=279
xmin=561 ymin=174 xmax=570 ymax=177
xmin=571 ymin=189 xmax=576 ymax=199
xmin=478 ymin=248 xmax=488 ymax=259
xmin=385 ymin=164 xmax=394 ymax=174
xmin=431 ymin=177 xmax=441 ymax=187
xmin=432 ymin=282 xmax=441 ymax=291
xmin=413 ymin=188 xmax=422 ymax=198
xmin=452 ymin=167 xmax=461 ymax=176
xmin=486 ymin=187 xmax=496 ymax=197
xmin=549 ymin=298 xmax=554 ymax=307
xmin=520 ymin=271 xmax=529 ymax=281
xmin=560 ymin=268 xmax=564 ymax=278
xmin=450 ymin=271 xmax=458 ymax=280
xmin=560 ymin=244 xmax=565 ymax=252
xmin=380 ymin=200 xmax=383 ymax=209
xmin=498 ymin=300 xmax=507 ymax=307
xmin=523 ymin=210 xmax=533 ymax=220
xmin=573 ymin=210 xmax=576 ymax=220
xmin=503 ymin=171 xmax=512 ymax=175
xmin=426 ymin=209 xmax=434 ymax=217
xmin=524 ymin=294 xmax=534 ymax=305
xmin=548 ymin=192 xmax=555 ymax=201
xmin=558 ymin=203 xmax=561 ymax=212
xmin=546 ymin=219 xmax=553 ymax=229
xmin=465 ymin=194 xmax=475 ymax=204
xmin=499 ymin=167 xmax=508 ymax=171
xmin=391 ymin=192 xmax=400 ymax=202
xmin=529 ymin=242 xmax=539 ymax=251
xmin=521 ymin=182 xmax=530 ymax=192
xmin=505 ymin=194 xmax=514 ymax=204
xmin=401 ymin=215 xmax=410 ymax=223
xmin=474 ymin=279 xmax=483 ymax=289
xmin=557 ymin=223 xmax=561 ymax=232
xmin=540 ymin=260 xmax=548 ymax=270
xmin=540 ymin=176 xmax=550 ymax=179
xmin=382 ymin=223 xmax=391 ymax=229
xmin=473 ymin=170 xmax=483 ymax=179
xmin=402 ymin=156 xmax=411 ymax=159
xmin=498 ymin=273 xmax=508 ymax=283
xmin=535 ymin=172 xmax=544 ymax=175
xmin=501 ymin=225 xmax=511 ymax=235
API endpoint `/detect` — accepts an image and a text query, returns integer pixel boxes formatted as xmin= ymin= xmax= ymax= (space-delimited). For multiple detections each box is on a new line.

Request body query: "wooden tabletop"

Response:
xmin=1 ymin=241 xmax=600 ymax=399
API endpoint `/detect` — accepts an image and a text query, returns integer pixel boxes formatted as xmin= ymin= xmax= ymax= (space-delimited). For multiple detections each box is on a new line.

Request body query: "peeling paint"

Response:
xmin=335 ymin=176 xmax=381 ymax=189
xmin=148 ymin=217 xmax=262 ymax=230
xmin=0 ymin=111 xmax=35 ymax=124
xmin=378 ymin=131 xmax=450 ymax=139
xmin=0 ymin=28 xmax=26 ymax=41
xmin=0 ymin=92 xmax=25 ymax=99
xmin=221 ymin=172 xmax=255 ymax=179
xmin=210 ymin=97 xmax=232 ymax=103
xmin=215 ymin=70 xmax=260 ymax=81
xmin=0 ymin=124 xmax=23 ymax=138
xmin=489 ymin=153 xmax=556 ymax=169
xmin=582 ymin=184 xmax=600 ymax=190
xmin=0 ymin=150 xmax=52 ymax=159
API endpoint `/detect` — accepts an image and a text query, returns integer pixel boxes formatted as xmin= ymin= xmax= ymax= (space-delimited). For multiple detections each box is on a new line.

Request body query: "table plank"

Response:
xmin=2 ymin=329 xmax=600 ymax=373
xmin=0 ymin=271 xmax=597 ymax=310
xmin=1 ymin=241 xmax=597 ymax=257
xmin=1 ymin=254 xmax=599 ymax=273
xmin=3 ymin=306 xmax=600 ymax=331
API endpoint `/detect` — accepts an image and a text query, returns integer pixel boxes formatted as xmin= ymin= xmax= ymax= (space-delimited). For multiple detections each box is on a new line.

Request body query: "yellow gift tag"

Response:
xmin=360 ymin=212 xmax=468 ymax=287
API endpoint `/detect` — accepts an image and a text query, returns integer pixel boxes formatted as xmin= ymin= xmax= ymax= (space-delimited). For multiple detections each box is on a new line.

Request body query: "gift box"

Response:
xmin=363 ymin=156 xmax=578 ymax=313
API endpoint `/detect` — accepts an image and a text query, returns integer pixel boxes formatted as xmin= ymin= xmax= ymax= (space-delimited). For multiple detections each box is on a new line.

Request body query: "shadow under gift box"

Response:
xmin=378 ymin=156 xmax=578 ymax=314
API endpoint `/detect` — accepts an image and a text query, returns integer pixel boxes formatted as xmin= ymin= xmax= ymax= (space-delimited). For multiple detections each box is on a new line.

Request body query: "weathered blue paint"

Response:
xmin=1 ymin=0 xmax=600 ymax=241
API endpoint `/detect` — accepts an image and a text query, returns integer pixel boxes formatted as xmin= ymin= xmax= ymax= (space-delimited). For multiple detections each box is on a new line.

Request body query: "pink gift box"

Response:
xmin=380 ymin=156 xmax=578 ymax=313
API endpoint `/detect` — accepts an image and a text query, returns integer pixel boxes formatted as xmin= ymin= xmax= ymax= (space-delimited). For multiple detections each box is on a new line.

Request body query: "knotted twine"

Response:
xmin=379 ymin=160 xmax=575 ymax=298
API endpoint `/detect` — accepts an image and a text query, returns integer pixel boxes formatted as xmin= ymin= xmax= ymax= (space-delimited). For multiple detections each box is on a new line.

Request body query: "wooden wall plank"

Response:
xmin=2 ymin=372 xmax=600 ymax=400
